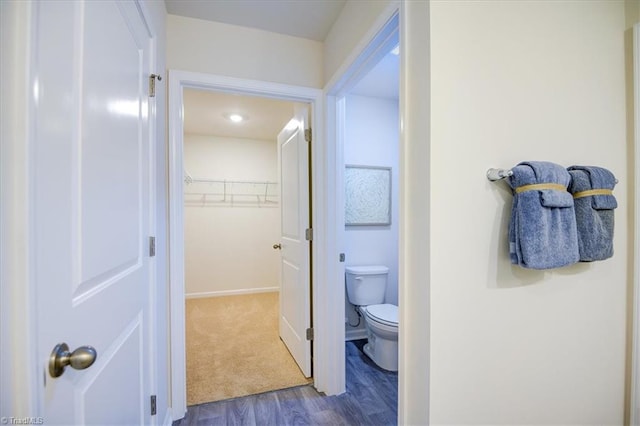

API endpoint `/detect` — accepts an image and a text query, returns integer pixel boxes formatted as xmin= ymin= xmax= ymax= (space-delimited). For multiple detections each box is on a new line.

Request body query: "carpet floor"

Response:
xmin=186 ymin=292 xmax=312 ymax=405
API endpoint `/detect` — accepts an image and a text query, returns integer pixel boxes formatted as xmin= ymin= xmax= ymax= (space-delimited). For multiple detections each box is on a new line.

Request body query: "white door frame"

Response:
xmin=631 ymin=22 xmax=640 ymax=426
xmin=322 ymin=0 xmax=399 ymax=405
xmin=0 ymin=0 xmax=39 ymax=416
xmin=167 ymin=71 xmax=326 ymax=418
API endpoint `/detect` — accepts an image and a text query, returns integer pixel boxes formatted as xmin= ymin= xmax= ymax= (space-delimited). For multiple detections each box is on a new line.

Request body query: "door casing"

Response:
xmin=167 ymin=71 xmax=325 ymax=419
xmin=630 ymin=22 xmax=640 ymax=426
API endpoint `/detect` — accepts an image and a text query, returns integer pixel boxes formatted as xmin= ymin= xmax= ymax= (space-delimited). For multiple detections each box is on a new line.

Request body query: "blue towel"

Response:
xmin=567 ymin=166 xmax=617 ymax=261
xmin=507 ymin=161 xmax=580 ymax=269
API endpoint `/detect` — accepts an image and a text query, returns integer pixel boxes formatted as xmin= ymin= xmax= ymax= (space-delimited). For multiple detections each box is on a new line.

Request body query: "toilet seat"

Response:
xmin=364 ymin=303 xmax=398 ymax=328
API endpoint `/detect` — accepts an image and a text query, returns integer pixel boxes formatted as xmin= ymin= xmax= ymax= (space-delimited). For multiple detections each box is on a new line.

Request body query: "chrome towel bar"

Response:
xmin=486 ymin=167 xmax=618 ymax=184
xmin=486 ymin=168 xmax=513 ymax=181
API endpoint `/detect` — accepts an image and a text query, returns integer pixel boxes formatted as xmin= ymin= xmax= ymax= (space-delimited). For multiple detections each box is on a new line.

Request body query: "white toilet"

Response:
xmin=345 ymin=265 xmax=398 ymax=372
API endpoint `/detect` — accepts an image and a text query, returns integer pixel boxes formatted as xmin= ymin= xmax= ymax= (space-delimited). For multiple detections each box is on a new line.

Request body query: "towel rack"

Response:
xmin=486 ymin=167 xmax=619 ymax=184
xmin=486 ymin=168 xmax=513 ymax=181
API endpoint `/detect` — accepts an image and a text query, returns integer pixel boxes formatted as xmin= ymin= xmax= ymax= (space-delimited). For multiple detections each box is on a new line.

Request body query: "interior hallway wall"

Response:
xmin=429 ymin=2 xmax=628 ymax=424
xmin=167 ymin=14 xmax=323 ymax=88
xmin=343 ymin=94 xmax=399 ymax=336
xmin=184 ymin=134 xmax=280 ymax=297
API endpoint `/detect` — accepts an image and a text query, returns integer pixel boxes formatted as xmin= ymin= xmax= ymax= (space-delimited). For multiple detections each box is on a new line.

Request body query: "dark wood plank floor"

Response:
xmin=173 ymin=340 xmax=398 ymax=425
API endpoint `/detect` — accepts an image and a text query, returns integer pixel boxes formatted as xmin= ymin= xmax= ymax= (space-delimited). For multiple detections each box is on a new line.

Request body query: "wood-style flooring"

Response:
xmin=172 ymin=340 xmax=398 ymax=425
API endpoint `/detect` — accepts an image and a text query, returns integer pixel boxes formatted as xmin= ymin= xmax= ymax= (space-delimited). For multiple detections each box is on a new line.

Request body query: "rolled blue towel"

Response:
xmin=567 ymin=166 xmax=617 ymax=261
xmin=507 ymin=161 xmax=580 ymax=269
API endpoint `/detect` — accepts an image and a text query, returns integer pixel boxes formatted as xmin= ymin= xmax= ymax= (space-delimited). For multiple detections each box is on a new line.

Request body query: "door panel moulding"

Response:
xmin=167 ymin=70 xmax=323 ymax=420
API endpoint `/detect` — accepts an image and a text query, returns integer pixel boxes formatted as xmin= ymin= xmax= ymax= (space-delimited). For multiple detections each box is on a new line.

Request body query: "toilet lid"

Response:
xmin=365 ymin=304 xmax=398 ymax=327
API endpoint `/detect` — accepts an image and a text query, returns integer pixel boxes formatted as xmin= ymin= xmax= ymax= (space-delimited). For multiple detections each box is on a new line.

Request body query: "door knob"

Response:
xmin=49 ymin=342 xmax=97 ymax=378
xmin=273 ymin=243 xmax=281 ymax=250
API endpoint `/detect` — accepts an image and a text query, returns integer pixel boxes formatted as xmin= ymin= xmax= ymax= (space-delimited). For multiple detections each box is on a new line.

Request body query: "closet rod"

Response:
xmin=185 ymin=178 xmax=278 ymax=185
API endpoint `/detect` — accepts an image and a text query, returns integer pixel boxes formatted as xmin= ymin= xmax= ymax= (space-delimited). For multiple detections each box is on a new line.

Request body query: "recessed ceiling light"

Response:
xmin=390 ymin=45 xmax=399 ymax=56
xmin=225 ymin=113 xmax=247 ymax=123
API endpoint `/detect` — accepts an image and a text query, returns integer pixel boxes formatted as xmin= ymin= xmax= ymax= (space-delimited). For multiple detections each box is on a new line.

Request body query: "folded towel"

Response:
xmin=567 ymin=166 xmax=617 ymax=261
xmin=507 ymin=161 xmax=580 ymax=269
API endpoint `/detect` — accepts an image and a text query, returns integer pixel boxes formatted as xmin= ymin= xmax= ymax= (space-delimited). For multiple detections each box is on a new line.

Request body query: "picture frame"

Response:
xmin=345 ymin=165 xmax=391 ymax=226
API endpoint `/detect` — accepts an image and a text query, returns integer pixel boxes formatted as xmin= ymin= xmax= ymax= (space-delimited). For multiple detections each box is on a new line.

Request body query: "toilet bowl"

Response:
xmin=345 ymin=265 xmax=399 ymax=372
xmin=360 ymin=303 xmax=398 ymax=371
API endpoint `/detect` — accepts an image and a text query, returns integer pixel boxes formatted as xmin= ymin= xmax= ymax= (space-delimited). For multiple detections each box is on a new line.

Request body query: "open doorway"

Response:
xmin=342 ymin=45 xmax=400 ymax=343
xmin=181 ymin=89 xmax=312 ymax=405
xmin=167 ymin=72 xmax=324 ymax=417
xmin=325 ymin=9 xmax=400 ymax=417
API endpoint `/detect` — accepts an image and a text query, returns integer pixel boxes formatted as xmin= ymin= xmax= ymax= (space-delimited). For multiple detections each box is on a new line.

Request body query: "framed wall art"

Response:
xmin=345 ymin=165 xmax=391 ymax=226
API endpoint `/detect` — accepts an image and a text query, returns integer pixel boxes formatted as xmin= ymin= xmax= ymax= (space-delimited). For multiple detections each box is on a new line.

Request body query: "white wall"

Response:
xmin=343 ymin=94 xmax=399 ymax=336
xmin=184 ymin=134 xmax=280 ymax=296
xmin=429 ymin=2 xmax=628 ymax=424
xmin=167 ymin=15 xmax=323 ymax=88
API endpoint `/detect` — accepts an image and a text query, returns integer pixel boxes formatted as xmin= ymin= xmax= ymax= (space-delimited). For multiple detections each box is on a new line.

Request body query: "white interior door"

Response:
xmin=277 ymin=107 xmax=312 ymax=377
xmin=34 ymin=1 xmax=155 ymax=423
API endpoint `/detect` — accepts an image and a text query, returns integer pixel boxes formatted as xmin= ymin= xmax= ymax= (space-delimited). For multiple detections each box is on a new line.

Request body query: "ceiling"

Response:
xmin=164 ymin=0 xmax=346 ymax=42
xmin=183 ymin=89 xmax=295 ymax=140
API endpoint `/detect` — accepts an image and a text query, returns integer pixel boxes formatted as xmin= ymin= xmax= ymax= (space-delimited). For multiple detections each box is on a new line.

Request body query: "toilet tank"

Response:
xmin=345 ymin=265 xmax=389 ymax=306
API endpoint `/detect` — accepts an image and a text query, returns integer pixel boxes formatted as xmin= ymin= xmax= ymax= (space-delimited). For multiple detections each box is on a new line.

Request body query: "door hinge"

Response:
xmin=305 ymin=228 xmax=313 ymax=241
xmin=149 ymin=73 xmax=162 ymax=98
xmin=149 ymin=236 xmax=156 ymax=257
xmin=150 ymin=395 xmax=157 ymax=416
xmin=304 ymin=128 xmax=312 ymax=143
xmin=306 ymin=327 xmax=314 ymax=341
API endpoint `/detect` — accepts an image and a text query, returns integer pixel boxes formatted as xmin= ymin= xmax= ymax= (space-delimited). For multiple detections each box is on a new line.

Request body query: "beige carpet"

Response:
xmin=186 ymin=292 xmax=312 ymax=405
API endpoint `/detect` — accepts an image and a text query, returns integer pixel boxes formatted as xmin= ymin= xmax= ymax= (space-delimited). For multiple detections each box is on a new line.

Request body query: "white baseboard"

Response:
xmin=185 ymin=287 xmax=279 ymax=299
xmin=345 ymin=328 xmax=367 ymax=341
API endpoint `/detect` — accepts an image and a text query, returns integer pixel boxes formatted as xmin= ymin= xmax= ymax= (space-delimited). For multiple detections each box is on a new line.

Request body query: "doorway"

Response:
xmin=168 ymin=72 xmax=324 ymax=417
xmin=324 ymin=8 xmax=400 ymax=418
xmin=181 ymin=89 xmax=311 ymax=404
xmin=341 ymin=45 xmax=400 ymax=343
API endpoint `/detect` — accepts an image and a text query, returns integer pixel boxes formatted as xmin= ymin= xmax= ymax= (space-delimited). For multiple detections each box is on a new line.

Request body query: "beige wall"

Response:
xmin=166 ymin=15 xmax=323 ymax=88
xmin=626 ymin=0 xmax=640 ymax=28
xmin=183 ymin=134 xmax=280 ymax=296
xmin=429 ymin=1 xmax=628 ymax=424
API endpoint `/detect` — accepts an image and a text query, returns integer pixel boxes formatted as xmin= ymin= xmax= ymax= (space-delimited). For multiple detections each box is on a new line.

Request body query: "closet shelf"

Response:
xmin=184 ymin=175 xmax=279 ymax=206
